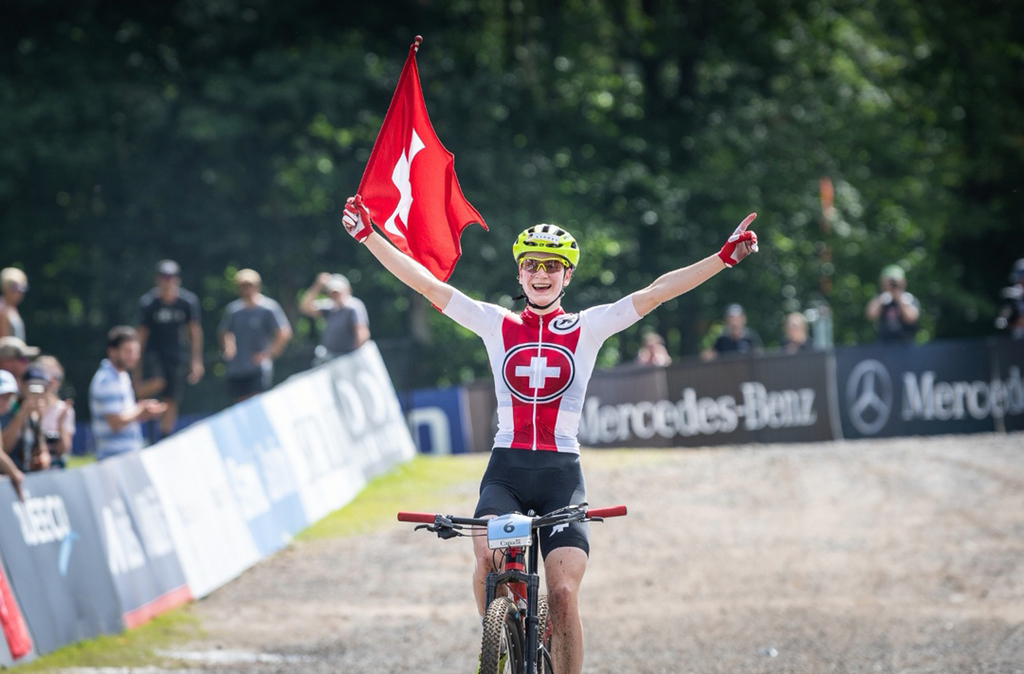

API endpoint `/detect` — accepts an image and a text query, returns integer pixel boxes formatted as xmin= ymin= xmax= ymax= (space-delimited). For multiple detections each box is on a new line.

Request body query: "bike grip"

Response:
xmin=587 ymin=505 xmax=627 ymax=518
xmin=397 ymin=512 xmax=437 ymax=523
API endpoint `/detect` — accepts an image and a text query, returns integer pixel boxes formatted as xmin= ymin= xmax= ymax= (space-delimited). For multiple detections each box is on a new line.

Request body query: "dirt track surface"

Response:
xmin=161 ymin=434 xmax=1023 ymax=673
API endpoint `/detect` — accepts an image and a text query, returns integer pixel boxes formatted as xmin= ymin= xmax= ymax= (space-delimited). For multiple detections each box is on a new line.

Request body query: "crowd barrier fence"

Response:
xmin=0 ymin=343 xmax=415 ymax=667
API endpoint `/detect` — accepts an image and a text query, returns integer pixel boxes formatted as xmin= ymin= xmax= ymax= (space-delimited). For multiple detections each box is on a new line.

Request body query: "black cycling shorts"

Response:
xmin=474 ymin=447 xmax=590 ymax=558
xmin=143 ymin=350 xmax=187 ymax=403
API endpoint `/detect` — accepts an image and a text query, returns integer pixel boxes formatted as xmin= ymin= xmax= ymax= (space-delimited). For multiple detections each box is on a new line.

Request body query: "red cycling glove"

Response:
xmin=342 ymin=195 xmax=373 ymax=242
xmin=717 ymin=213 xmax=759 ymax=267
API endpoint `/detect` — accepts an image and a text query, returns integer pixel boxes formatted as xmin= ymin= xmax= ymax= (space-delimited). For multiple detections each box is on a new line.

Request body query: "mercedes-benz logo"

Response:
xmin=846 ymin=359 xmax=893 ymax=436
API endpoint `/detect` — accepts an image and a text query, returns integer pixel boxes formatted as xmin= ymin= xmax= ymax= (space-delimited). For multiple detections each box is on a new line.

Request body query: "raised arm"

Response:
xmin=343 ymin=196 xmax=454 ymax=310
xmin=630 ymin=213 xmax=759 ymax=317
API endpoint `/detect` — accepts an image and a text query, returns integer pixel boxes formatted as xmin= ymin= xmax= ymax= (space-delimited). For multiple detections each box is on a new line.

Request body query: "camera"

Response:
xmin=27 ymin=383 xmax=46 ymax=395
xmin=44 ymin=430 xmax=61 ymax=444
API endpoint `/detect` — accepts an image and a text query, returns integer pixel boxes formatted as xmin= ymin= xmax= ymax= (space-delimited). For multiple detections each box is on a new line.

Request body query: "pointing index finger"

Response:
xmin=732 ymin=212 xmax=757 ymax=235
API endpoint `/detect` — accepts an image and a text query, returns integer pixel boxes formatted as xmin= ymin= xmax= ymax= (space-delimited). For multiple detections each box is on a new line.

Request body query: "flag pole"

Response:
xmin=412 ymin=35 xmax=422 ymax=53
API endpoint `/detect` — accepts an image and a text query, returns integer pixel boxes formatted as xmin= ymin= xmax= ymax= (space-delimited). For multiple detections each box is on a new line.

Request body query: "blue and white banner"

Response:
xmin=79 ymin=455 xmax=192 ymax=628
xmin=207 ymin=398 xmax=308 ymax=557
xmin=0 ymin=471 xmax=122 ymax=654
xmin=138 ymin=424 xmax=261 ymax=599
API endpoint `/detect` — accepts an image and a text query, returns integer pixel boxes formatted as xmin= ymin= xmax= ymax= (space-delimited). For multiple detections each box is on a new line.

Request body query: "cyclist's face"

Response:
xmin=518 ymin=253 xmax=572 ymax=308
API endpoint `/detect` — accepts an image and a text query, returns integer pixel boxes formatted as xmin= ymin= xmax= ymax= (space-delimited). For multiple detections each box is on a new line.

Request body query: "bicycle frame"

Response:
xmin=398 ymin=504 xmax=627 ymax=674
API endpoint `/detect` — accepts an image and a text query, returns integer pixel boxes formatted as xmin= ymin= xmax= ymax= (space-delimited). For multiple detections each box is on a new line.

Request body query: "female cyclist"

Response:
xmin=342 ymin=195 xmax=758 ymax=674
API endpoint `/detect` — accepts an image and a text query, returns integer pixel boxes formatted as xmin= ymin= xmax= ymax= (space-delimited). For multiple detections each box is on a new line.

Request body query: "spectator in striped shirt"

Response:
xmin=89 ymin=326 xmax=166 ymax=460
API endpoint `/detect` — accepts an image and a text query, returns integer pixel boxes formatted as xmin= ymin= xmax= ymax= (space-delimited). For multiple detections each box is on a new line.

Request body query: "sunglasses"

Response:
xmin=520 ymin=257 xmax=568 ymax=274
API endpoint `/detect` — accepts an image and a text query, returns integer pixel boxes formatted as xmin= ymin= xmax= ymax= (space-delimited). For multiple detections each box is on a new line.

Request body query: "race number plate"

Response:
xmin=487 ymin=513 xmax=533 ymax=550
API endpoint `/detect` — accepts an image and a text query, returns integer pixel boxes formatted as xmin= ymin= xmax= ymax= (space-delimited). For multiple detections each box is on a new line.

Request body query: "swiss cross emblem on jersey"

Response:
xmin=502 ymin=344 xmax=576 ymax=403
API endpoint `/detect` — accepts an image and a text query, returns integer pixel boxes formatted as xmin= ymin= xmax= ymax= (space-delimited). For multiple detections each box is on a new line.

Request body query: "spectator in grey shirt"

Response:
xmin=218 ymin=269 xmax=292 ymax=402
xmin=299 ymin=273 xmax=370 ymax=365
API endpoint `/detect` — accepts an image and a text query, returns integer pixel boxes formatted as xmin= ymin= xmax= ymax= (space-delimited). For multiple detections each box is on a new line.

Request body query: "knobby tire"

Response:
xmin=481 ymin=597 xmax=524 ymax=674
xmin=536 ymin=594 xmax=554 ymax=673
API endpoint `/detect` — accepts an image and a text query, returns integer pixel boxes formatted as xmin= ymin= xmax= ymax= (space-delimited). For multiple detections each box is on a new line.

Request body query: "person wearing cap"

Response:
xmin=0 ymin=267 xmax=29 ymax=342
xmin=341 ymin=193 xmax=759 ymax=674
xmin=705 ymin=303 xmax=763 ymax=360
xmin=299 ymin=272 xmax=370 ymax=365
xmin=1 ymin=365 xmax=53 ymax=472
xmin=218 ymin=269 xmax=292 ymax=402
xmin=89 ymin=326 xmax=167 ymax=461
xmin=136 ymin=259 xmax=204 ymax=438
xmin=0 ymin=370 xmax=26 ymax=499
xmin=0 ymin=336 xmax=41 ymax=382
xmin=995 ymin=258 xmax=1024 ymax=339
xmin=865 ymin=264 xmax=920 ymax=344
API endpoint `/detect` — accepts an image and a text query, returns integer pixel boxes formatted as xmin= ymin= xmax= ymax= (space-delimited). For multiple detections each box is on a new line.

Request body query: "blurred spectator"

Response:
xmin=299 ymin=272 xmax=370 ymax=366
xmin=0 ymin=267 xmax=29 ymax=341
xmin=136 ymin=260 xmax=204 ymax=438
xmin=218 ymin=269 xmax=292 ymax=403
xmin=0 ymin=336 xmax=40 ymax=382
xmin=1 ymin=366 xmax=53 ymax=472
xmin=704 ymin=304 xmax=762 ymax=360
xmin=89 ymin=326 xmax=166 ymax=461
xmin=780 ymin=311 xmax=812 ymax=355
xmin=34 ymin=355 xmax=74 ymax=469
xmin=865 ymin=264 xmax=920 ymax=344
xmin=995 ymin=258 xmax=1024 ymax=339
xmin=0 ymin=370 xmax=25 ymax=499
xmin=0 ymin=370 xmax=17 ymax=425
xmin=635 ymin=331 xmax=672 ymax=367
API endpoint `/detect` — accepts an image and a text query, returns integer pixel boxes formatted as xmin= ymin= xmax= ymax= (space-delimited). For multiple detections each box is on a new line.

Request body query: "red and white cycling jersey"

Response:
xmin=443 ymin=289 xmax=642 ymax=453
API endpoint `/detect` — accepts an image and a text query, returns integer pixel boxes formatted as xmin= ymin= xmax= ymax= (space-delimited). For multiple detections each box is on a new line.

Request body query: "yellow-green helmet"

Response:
xmin=512 ymin=225 xmax=580 ymax=268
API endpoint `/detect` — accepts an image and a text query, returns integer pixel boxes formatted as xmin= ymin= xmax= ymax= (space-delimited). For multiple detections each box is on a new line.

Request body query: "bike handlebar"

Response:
xmin=397 ymin=505 xmax=628 ymax=527
xmin=587 ymin=505 xmax=628 ymax=518
xmin=397 ymin=512 xmax=437 ymax=524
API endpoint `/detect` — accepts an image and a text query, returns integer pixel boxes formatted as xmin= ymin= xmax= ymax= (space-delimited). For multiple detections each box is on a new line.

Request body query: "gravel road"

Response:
xmin=85 ymin=433 xmax=1024 ymax=674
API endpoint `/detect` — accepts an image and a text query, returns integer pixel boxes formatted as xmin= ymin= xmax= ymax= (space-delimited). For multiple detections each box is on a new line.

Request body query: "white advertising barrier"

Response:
xmin=262 ymin=343 xmax=416 ymax=523
xmin=138 ymin=423 xmax=261 ymax=599
xmin=261 ymin=368 xmax=363 ymax=523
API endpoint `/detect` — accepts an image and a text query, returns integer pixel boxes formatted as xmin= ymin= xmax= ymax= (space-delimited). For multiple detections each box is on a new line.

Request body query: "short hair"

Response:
xmin=107 ymin=325 xmax=138 ymax=350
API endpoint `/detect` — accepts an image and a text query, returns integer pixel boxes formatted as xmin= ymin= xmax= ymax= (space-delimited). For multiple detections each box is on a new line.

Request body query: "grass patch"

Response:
xmin=65 ymin=454 xmax=95 ymax=469
xmin=16 ymin=609 xmax=202 ymax=672
xmin=296 ymin=453 xmax=487 ymax=541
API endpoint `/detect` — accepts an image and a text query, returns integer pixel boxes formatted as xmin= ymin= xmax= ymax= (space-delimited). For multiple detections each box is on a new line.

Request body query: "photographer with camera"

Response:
xmin=995 ymin=258 xmax=1024 ymax=340
xmin=0 ymin=366 xmax=53 ymax=473
xmin=865 ymin=264 xmax=920 ymax=344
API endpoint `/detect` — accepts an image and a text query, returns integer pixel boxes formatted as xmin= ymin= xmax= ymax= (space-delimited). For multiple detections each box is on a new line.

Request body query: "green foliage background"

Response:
xmin=2 ymin=0 xmax=1022 ymax=413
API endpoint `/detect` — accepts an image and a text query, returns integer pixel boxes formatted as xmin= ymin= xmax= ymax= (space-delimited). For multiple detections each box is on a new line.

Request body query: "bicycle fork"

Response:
xmin=485 ymin=546 xmax=542 ymax=674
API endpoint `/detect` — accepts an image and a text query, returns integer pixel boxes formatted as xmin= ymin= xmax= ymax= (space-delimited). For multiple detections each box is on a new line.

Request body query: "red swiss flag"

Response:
xmin=357 ymin=37 xmax=488 ymax=281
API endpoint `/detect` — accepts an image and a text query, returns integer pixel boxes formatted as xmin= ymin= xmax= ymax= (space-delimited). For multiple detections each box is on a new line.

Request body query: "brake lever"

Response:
xmin=414 ymin=518 xmax=464 ymax=539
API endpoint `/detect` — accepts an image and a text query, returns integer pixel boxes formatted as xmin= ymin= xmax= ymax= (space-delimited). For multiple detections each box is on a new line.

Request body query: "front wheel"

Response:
xmin=480 ymin=597 xmax=524 ymax=674
xmin=536 ymin=595 xmax=554 ymax=673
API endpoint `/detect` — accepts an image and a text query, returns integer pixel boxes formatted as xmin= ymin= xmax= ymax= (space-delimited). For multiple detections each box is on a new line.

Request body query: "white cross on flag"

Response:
xmin=357 ymin=36 xmax=488 ymax=281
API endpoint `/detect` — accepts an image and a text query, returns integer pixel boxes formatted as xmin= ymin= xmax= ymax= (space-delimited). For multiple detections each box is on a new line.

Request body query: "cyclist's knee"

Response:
xmin=547 ymin=577 xmax=579 ymax=611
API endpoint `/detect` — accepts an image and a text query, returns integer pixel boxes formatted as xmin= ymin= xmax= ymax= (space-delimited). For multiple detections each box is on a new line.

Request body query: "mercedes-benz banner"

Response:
xmin=577 ymin=351 xmax=836 ymax=448
xmin=835 ymin=340 xmax=1017 ymax=439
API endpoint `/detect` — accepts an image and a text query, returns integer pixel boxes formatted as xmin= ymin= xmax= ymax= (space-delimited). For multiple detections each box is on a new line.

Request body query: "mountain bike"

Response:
xmin=397 ymin=503 xmax=627 ymax=674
